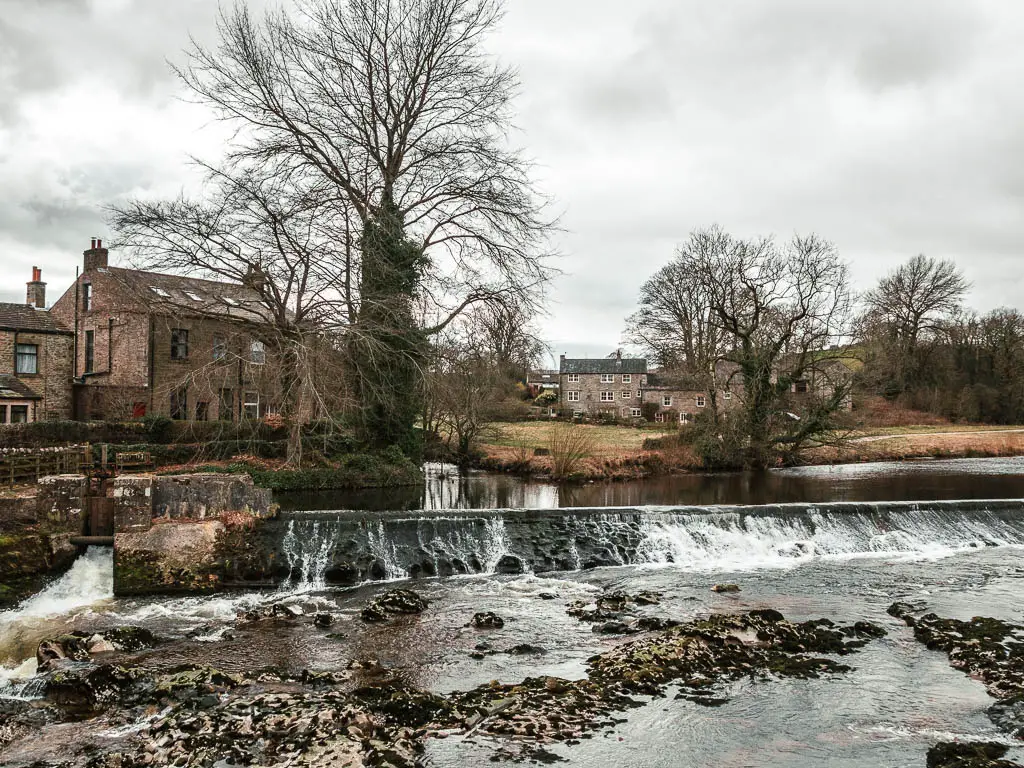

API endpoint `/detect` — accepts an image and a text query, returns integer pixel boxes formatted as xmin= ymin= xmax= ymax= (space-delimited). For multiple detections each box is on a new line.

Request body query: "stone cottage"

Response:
xmin=0 ymin=268 xmax=74 ymax=423
xmin=559 ymin=351 xmax=648 ymax=418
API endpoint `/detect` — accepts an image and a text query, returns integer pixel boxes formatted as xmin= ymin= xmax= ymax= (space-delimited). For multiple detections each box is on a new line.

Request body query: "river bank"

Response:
xmin=475 ymin=422 xmax=1024 ymax=482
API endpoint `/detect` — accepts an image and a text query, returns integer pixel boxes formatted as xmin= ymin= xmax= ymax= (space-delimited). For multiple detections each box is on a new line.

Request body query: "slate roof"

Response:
xmin=0 ymin=303 xmax=72 ymax=334
xmin=559 ymin=357 xmax=647 ymax=375
xmin=98 ymin=267 xmax=273 ymax=324
xmin=0 ymin=375 xmax=41 ymax=400
xmin=646 ymin=372 xmax=707 ymax=390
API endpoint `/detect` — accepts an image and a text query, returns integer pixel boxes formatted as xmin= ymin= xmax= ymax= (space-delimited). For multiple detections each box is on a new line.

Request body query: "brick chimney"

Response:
xmin=242 ymin=264 xmax=266 ymax=292
xmin=84 ymin=237 xmax=108 ymax=271
xmin=26 ymin=266 xmax=46 ymax=308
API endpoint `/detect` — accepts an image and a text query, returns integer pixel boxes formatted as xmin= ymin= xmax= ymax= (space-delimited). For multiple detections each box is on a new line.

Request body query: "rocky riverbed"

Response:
xmin=6 ymin=523 xmax=1024 ymax=766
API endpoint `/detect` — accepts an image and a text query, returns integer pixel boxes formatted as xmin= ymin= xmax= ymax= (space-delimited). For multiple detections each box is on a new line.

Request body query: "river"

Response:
xmin=2 ymin=457 xmax=1024 ymax=766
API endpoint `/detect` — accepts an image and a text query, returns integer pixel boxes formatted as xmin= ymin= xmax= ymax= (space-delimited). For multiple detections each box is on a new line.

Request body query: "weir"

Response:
xmin=270 ymin=498 xmax=1024 ymax=587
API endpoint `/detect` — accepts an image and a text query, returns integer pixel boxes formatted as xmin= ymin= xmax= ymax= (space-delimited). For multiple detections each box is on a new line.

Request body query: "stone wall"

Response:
xmin=0 ymin=328 xmax=74 ymax=420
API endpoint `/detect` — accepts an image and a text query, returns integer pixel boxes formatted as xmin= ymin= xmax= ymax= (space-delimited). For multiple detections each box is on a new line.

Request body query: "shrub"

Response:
xmin=548 ymin=423 xmax=595 ymax=479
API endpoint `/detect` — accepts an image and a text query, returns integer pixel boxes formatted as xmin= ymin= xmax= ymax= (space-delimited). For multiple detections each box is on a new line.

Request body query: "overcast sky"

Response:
xmin=2 ymin=0 xmax=1023 ymax=363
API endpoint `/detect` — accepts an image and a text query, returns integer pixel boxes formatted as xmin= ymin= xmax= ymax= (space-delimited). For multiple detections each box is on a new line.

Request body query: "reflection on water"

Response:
xmin=276 ymin=457 xmax=1024 ymax=512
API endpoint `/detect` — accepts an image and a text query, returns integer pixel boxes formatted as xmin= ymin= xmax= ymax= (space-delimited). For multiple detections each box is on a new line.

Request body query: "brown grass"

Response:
xmin=810 ymin=431 xmax=1024 ymax=464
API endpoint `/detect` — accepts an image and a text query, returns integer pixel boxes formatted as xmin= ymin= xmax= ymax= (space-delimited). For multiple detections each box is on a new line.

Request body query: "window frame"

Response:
xmin=622 ymin=374 xmax=632 ymax=383
xmin=84 ymin=330 xmax=95 ymax=373
xmin=695 ymin=395 xmax=706 ymax=408
xmin=723 ymin=391 xmax=732 ymax=400
xmin=630 ymin=408 xmax=642 ymax=418
xmin=82 ymin=282 xmax=93 ymax=312
xmin=243 ymin=391 xmax=260 ymax=419
xmin=600 ymin=391 xmax=614 ymax=402
xmin=212 ymin=334 xmax=227 ymax=361
xmin=250 ymin=339 xmax=266 ymax=365
xmin=662 ymin=395 xmax=672 ymax=407
xmin=566 ymin=373 xmax=580 ymax=383
xmin=621 ymin=390 xmax=631 ymax=399
xmin=170 ymin=328 xmax=190 ymax=360
xmin=15 ymin=343 xmax=38 ymax=375
xmin=170 ymin=385 xmax=188 ymax=420
xmin=600 ymin=373 xmax=614 ymax=383
xmin=566 ymin=390 xmax=580 ymax=402
xmin=9 ymin=404 xmax=29 ymax=423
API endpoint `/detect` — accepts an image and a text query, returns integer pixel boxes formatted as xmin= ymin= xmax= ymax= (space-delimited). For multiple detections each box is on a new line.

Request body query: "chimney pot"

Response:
xmin=26 ymin=266 xmax=46 ymax=308
xmin=97 ymin=238 xmax=102 ymax=249
xmin=84 ymin=236 xmax=109 ymax=271
xmin=91 ymin=237 xmax=96 ymax=249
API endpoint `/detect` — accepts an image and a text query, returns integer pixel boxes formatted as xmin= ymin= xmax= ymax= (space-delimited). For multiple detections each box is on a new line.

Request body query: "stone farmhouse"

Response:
xmin=0 ymin=269 xmax=74 ymax=423
xmin=559 ymin=351 xmax=648 ymax=419
xmin=641 ymin=372 xmax=725 ymax=424
xmin=48 ymin=239 xmax=285 ymax=422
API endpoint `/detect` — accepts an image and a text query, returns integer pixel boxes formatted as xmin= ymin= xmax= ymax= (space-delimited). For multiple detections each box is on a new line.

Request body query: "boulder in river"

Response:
xmin=361 ymin=589 xmax=430 ymax=623
xmin=495 ymin=555 xmax=525 ymax=575
xmin=712 ymin=584 xmax=741 ymax=593
xmin=471 ymin=611 xmax=505 ymax=629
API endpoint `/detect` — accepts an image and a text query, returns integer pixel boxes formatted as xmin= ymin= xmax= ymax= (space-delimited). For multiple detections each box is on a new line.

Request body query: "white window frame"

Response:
xmin=641 ymin=375 xmax=648 ymax=385
xmin=622 ymin=374 xmax=632 ymax=383
xmin=680 ymin=412 xmax=693 ymax=424
xmin=662 ymin=395 xmax=672 ymax=407
xmin=600 ymin=373 xmax=614 ymax=383
xmin=630 ymin=408 xmax=642 ymax=418
xmin=566 ymin=391 xmax=580 ymax=402
xmin=696 ymin=395 xmax=706 ymax=408
xmin=636 ymin=390 xmax=642 ymax=398
xmin=243 ymin=391 xmax=260 ymax=419
xmin=655 ymin=413 xmax=665 ymax=423
xmin=567 ymin=373 xmax=580 ymax=383
xmin=724 ymin=391 xmax=732 ymax=400
xmin=184 ymin=291 xmax=204 ymax=302
xmin=150 ymin=286 xmax=170 ymax=298
xmin=600 ymin=391 xmax=614 ymax=402
xmin=250 ymin=339 xmax=266 ymax=364
xmin=15 ymin=344 xmax=38 ymax=375
xmin=621 ymin=390 xmax=631 ymax=399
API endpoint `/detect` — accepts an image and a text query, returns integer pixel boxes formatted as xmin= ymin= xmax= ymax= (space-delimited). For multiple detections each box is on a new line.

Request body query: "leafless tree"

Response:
xmin=682 ymin=228 xmax=855 ymax=468
xmin=172 ymin=0 xmax=556 ymax=448
xmin=860 ymin=254 xmax=969 ymax=395
xmin=626 ymin=227 xmax=733 ymax=389
xmin=110 ymin=166 xmax=351 ymax=465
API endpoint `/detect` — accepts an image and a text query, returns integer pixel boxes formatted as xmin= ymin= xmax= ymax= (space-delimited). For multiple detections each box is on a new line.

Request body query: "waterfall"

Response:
xmin=274 ymin=500 xmax=1024 ymax=587
xmin=0 ymin=546 xmax=114 ymax=700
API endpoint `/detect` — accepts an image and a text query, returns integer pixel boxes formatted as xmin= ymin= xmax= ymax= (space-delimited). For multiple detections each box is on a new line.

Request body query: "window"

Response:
xmin=724 ymin=391 xmax=732 ymax=400
xmin=195 ymin=401 xmax=209 ymax=421
xmin=641 ymin=375 xmax=647 ymax=385
xmin=15 ymin=344 xmax=38 ymax=375
xmin=219 ymin=388 xmax=234 ymax=421
xmin=636 ymin=390 xmax=642 ymax=398
xmin=150 ymin=286 xmax=170 ymax=298
xmin=621 ymin=390 xmax=631 ymax=399
xmin=212 ymin=334 xmax=227 ymax=361
xmin=82 ymin=283 xmax=93 ymax=311
xmin=184 ymin=291 xmax=203 ymax=302
xmin=223 ymin=297 xmax=240 ymax=307
xmin=84 ymin=330 xmax=95 ymax=373
xmin=680 ymin=412 xmax=692 ymax=424
xmin=170 ymin=329 xmax=189 ymax=360
xmin=630 ymin=408 xmax=642 ymax=418
xmin=600 ymin=373 xmax=614 ymax=383
xmin=622 ymin=374 xmax=631 ymax=383
xmin=655 ymin=413 xmax=665 ymax=423
xmin=10 ymin=405 xmax=28 ymax=424
xmin=250 ymin=339 xmax=266 ymax=364
xmin=567 ymin=391 xmax=580 ymax=402
xmin=600 ymin=391 xmax=614 ymax=402
xmin=696 ymin=395 xmax=706 ymax=408
xmin=243 ymin=391 xmax=260 ymax=419
xmin=170 ymin=386 xmax=188 ymax=420
xmin=794 ymin=380 xmax=809 ymax=394
xmin=572 ymin=410 xmax=582 ymax=418
xmin=662 ymin=395 xmax=672 ymax=407
xmin=567 ymin=373 xmax=580 ymax=383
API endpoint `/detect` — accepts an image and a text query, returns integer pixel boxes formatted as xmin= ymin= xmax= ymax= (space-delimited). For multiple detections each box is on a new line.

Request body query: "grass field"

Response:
xmin=481 ymin=421 xmax=674 ymax=458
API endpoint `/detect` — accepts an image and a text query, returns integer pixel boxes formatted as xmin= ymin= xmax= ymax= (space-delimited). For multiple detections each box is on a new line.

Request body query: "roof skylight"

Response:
xmin=150 ymin=286 xmax=170 ymax=298
xmin=184 ymin=291 xmax=204 ymax=302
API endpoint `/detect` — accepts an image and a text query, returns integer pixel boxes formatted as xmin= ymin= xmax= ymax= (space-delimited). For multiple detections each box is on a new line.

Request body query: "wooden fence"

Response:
xmin=0 ymin=447 xmax=87 ymax=488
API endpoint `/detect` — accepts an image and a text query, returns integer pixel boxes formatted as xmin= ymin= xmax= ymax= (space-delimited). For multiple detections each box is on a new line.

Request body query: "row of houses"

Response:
xmin=1 ymin=239 xmax=286 ymax=424
xmin=528 ymin=350 xmax=852 ymax=423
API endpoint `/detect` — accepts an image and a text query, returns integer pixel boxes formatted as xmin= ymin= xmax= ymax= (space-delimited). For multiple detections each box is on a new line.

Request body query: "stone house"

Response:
xmin=712 ymin=358 xmax=854 ymax=412
xmin=641 ymin=372 xmax=723 ymax=424
xmin=0 ymin=269 xmax=74 ymax=423
xmin=525 ymin=369 xmax=559 ymax=398
xmin=50 ymin=239 xmax=286 ymax=422
xmin=559 ymin=351 xmax=648 ymax=419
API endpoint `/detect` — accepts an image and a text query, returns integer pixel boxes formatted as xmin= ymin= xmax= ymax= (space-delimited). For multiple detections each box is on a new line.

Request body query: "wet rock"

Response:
xmin=926 ymin=741 xmax=1021 ymax=767
xmin=361 ymin=589 xmax=430 ymax=622
xmin=271 ymin=602 xmax=304 ymax=619
xmin=43 ymin=663 xmax=145 ymax=709
xmin=471 ymin=611 xmax=505 ymax=629
xmin=593 ymin=621 xmax=635 ymax=635
xmin=495 ymin=555 xmax=525 ymax=575
xmin=36 ymin=627 xmax=158 ymax=672
xmin=989 ymin=695 xmax=1024 ymax=739
xmin=505 ymin=644 xmax=547 ymax=655
xmin=711 ymin=584 xmax=740 ymax=593
xmin=314 ymin=612 xmax=336 ymax=628
xmin=538 ymin=592 xmax=558 ymax=600
xmin=635 ymin=616 xmax=681 ymax=632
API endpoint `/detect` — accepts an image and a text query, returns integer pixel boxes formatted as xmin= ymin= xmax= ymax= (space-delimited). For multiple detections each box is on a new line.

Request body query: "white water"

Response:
xmin=0 ymin=546 xmax=114 ymax=698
